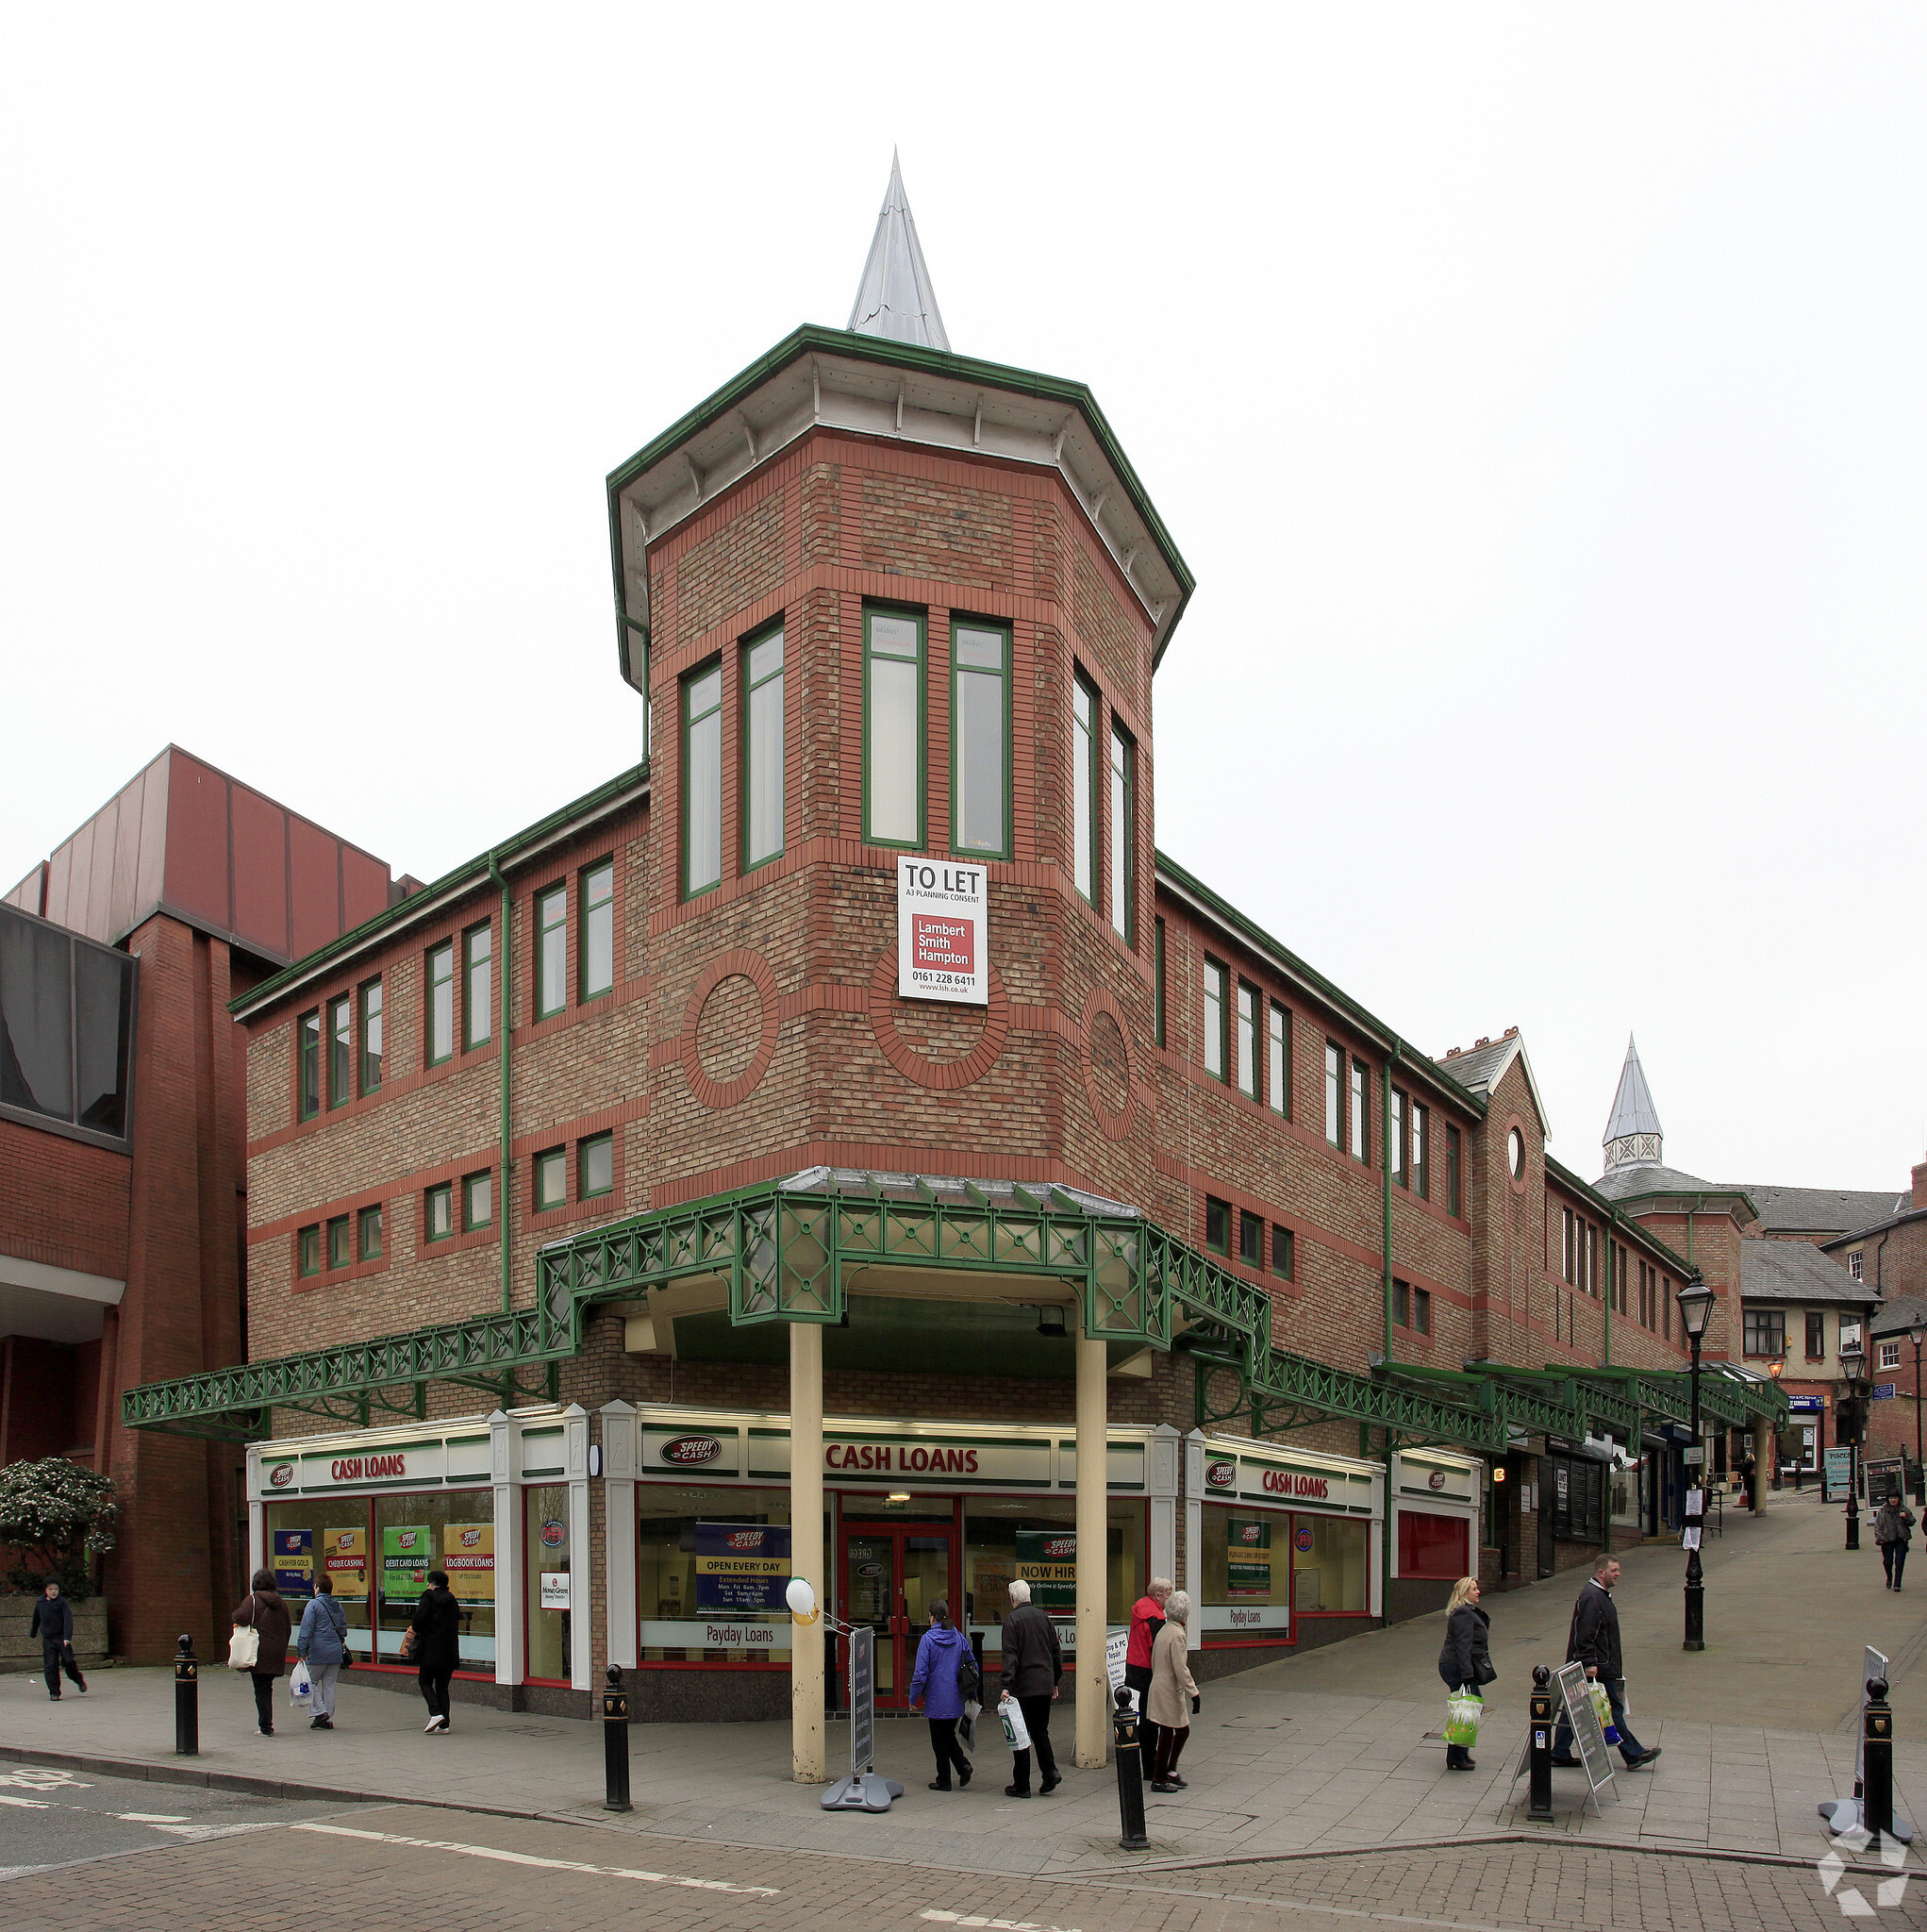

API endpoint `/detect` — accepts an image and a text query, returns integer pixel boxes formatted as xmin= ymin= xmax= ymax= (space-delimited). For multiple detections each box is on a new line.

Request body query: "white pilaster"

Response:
xmin=564 ymin=1405 xmax=591 ymax=1692
xmin=602 ymin=1400 xmax=638 ymax=1671
xmin=490 ymin=1411 xmax=522 ymax=1687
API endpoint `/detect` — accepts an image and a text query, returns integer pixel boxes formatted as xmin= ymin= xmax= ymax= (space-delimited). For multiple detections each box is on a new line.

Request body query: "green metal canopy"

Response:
xmin=123 ymin=1170 xmax=1788 ymax=1449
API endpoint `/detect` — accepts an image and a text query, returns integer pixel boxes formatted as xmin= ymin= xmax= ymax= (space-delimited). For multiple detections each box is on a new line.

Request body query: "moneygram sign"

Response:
xmin=897 ymin=859 xmax=988 ymax=1005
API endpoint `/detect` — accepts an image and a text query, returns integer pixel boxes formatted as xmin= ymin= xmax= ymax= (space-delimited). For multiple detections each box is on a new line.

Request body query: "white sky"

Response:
xmin=4 ymin=8 xmax=1921 ymax=1192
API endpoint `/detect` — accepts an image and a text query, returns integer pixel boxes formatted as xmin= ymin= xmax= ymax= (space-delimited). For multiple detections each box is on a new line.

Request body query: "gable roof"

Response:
xmin=1822 ymin=1202 xmax=1927 ymax=1253
xmin=1737 ymin=1184 xmax=1908 ymax=1239
xmin=1871 ymin=1292 xmax=1927 ymax=1340
xmin=1434 ymin=1033 xmax=1551 ymax=1137
xmin=1739 ymin=1239 xmax=1873 ymax=1306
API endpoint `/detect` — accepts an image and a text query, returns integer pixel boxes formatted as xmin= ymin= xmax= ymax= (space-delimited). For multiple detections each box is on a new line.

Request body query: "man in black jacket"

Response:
xmin=1552 ymin=1556 xmax=1659 ymax=1770
xmin=30 ymin=1579 xmax=87 ymax=1700
xmin=999 ymin=1578 xmax=1064 ymax=1797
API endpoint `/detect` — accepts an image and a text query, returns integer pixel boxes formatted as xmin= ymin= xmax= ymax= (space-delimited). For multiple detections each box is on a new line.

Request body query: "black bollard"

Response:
xmin=1526 ymin=1664 xmax=1554 ymax=1823
xmin=1112 ymin=1687 xmax=1148 ymax=1850
xmin=602 ymin=1664 xmax=632 ymax=1812
xmin=1864 ymin=1676 xmax=1895 ymax=1844
xmin=174 ymin=1634 xmax=199 ymax=1757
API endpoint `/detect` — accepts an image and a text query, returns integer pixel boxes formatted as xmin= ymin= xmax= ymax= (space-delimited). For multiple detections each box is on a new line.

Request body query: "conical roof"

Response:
xmin=848 ymin=153 xmax=950 ymax=352
xmin=1603 ymin=1036 xmax=1663 ymax=1145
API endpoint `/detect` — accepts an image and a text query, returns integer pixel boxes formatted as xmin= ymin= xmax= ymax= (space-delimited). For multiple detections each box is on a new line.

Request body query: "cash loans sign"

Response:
xmin=897 ymin=859 xmax=988 ymax=1006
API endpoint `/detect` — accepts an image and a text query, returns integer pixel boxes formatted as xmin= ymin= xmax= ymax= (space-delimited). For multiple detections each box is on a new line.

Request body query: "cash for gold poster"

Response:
xmin=442 ymin=1521 xmax=495 ymax=1602
xmin=383 ymin=1524 xmax=430 ymax=1601
xmin=324 ymin=1527 xmax=368 ymax=1591
xmin=1225 ymin=1517 xmax=1271 ymax=1599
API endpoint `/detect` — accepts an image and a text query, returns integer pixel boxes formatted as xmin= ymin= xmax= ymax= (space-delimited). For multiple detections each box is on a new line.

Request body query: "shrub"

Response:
xmin=0 ymin=1458 xmax=119 ymax=1600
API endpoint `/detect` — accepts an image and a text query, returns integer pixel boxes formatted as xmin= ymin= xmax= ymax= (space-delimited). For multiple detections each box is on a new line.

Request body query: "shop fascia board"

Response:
xmin=229 ymin=763 xmax=649 ymax=1022
xmin=1188 ymin=1426 xmax=1387 ymax=1486
xmin=605 ymin=325 xmax=1196 ymax=683
xmin=1154 ymin=858 xmax=1481 ymax=1124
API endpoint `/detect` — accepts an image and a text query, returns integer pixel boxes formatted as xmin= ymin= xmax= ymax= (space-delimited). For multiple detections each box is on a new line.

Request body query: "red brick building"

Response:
xmin=119 ymin=174 xmax=1784 ymax=1754
xmin=3 ymin=746 xmax=402 ymax=1659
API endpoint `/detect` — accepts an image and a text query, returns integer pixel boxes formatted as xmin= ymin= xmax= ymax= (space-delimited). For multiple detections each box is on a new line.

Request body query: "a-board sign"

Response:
xmin=1858 ymin=1644 xmax=1890 ymax=1786
xmin=1865 ymin=1457 xmax=1905 ymax=1502
xmin=1554 ymin=1660 xmax=1618 ymax=1807
xmin=848 ymin=1623 xmax=875 ymax=1779
xmin=1823 ymin=1447 xmax=1853 ymax=1497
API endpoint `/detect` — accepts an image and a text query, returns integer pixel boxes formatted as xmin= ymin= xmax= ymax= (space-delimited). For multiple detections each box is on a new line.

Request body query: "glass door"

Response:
xmin=842 ymin=1522 xmax=957 ymax=1709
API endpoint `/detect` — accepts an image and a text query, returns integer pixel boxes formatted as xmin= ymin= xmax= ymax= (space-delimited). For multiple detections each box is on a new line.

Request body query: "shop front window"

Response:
xmin=1396 ymin=1508 xmax=1469 ymax=1580
xmin=1199 ymin=1506 xmax=1290 ymax=1641
xmin=526 ymin=1484 xmax=575 ymax=1681
xmin=1291 ymin=1513 xmax=1369 ymax=1615
xmin=265 ymin=1502 xmax=374 ymax=1663
xmin=636 ymin=1485 xmax=799 ymax=1667
xmin=373 ymin=1491 xmax=496 ymax=1672
xmin=961 ymin=1496 xmax=1144 ymax=1663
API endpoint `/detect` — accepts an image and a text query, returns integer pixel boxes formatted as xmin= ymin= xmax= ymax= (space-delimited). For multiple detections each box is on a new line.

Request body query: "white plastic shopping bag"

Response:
xmin=288 ymin=1659 xmax=314 ymax=1708
xmin=998 ymin=1694 xmax=1032 ymax=1753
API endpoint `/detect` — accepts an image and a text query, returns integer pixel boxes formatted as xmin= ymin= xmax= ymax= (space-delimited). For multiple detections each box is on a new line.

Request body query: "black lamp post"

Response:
xmin=1841 ymin=1326 xmax=1865 ymax=1553
xmin=1769 ymin=1356 xmax=1785 ymax=1492
xmin=1677 ymin=1274 xmax=1715 ymax=1653
xmin=1910 ymin=1319 xmax=1926 ymax=1508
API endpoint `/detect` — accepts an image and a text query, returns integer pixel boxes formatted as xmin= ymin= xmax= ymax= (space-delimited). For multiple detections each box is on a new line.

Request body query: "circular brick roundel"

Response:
xmin=1080 ymin=990 xmax=1138 ymax=1141
xmin=868 ymin=952 xmax=1007 ymax=1091
xmin=681 ymin=951 xmax=779 ymax=1110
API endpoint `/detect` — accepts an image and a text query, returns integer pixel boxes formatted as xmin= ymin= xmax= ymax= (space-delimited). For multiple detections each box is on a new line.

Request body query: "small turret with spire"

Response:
xmin=1602 ymin=1036 xmax=1663 ymax=1173
xmin=848 ymin=152 xmax=950 ymax=351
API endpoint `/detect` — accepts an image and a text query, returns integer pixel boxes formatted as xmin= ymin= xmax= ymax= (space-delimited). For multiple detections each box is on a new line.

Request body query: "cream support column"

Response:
xmin=790 ymin=1319 xmax=826 ymax=1783
xmin=1075 ymin=1312 xmax=1108 ymax=1769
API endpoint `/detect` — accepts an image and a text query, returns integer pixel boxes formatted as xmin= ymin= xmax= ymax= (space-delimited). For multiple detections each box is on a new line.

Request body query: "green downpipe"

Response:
xmin=488 ymin=852 xmax=513 ymax=1316
xmin=1603 ymin=1208 xmax=1615 ymax=1366
xmin=1381 ymin=1050 xmax=1399 ymax=1626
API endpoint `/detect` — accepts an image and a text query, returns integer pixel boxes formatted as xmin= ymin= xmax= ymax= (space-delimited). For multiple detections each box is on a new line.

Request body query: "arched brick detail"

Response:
xmin=681 ymin=951 xmax=780 ymax=1110
xmin=868 ymin=952 xmax=1008 ymax=1091
xmin=1078 ymin=988 xmax=1138 ymax=1142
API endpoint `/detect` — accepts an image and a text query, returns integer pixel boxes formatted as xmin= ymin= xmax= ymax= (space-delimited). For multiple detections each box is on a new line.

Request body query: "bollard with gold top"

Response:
xmin=1863 ymin=1676 xmax=1894 ymax=1843
xmin=174 ymin=1634 xmax=199 ymax=1757
xmin=1526 ymin=1664 xmax=1554 ymax=1823
xmin=602 ymin=1663 xmax=632 ymax=1812
xmin=1112 ymin=1686 xmax=1149 ymax=1850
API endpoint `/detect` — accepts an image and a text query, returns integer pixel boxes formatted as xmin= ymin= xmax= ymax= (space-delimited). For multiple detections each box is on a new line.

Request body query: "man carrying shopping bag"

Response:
xmin=998 ymin=1578 xmax=1063 ymax=1798
xmin=1437 ymin=1576 xmax=1493 ymax=1771
xmin=294 ymin=1576 xmax=349 ymax=1730
xmin=1551 ymin=1556 xmax=1660 ymax=1771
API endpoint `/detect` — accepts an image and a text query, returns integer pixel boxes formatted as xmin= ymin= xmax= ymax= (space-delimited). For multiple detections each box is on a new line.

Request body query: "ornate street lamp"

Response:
xmin=1676 ymin=1274 xmax=1715 ymax=1653
xmin=1910 ymin=1319 xmax=1926 ymax=1508
xmin=1840 ymin=1324 xmax=1866 ymax=1553
xmin=1769 ymin=1356 xmax=1785 ymax=1492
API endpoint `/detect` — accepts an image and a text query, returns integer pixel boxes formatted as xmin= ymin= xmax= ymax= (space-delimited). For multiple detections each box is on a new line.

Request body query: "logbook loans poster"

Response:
xmin=442 ymin=1522 xmax=495 ymax=1602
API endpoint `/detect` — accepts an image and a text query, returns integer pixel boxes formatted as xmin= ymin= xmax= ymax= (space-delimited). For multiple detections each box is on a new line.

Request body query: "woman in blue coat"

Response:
xmin=908 ymin=1599 xmax=976 ymax=1790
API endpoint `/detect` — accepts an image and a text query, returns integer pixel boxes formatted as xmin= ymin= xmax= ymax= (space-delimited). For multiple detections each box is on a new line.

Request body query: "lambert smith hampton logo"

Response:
xmin=659 ymin=1434 xmax=723 ymax=1466
xmin=268 ymin=1464 xmax=294 ymax=1488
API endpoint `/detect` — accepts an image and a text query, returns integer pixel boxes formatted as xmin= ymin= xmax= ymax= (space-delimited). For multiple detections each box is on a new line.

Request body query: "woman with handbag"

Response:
xmin=231 ymin=1568 xmax=293 ymax=1737
xmin=409 ymin=1569 xmax=461 ymax=1733
xmin=907 ymin=1598 xmax=975 ymax=1790
xmin=1437 ymin=1575 xmax=1495 ymax=1771
xmin=1146 ymin=1590 xmax=1200 ymax=1793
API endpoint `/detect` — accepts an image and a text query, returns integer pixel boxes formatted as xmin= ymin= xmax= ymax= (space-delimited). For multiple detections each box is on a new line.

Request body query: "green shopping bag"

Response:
xmin=1444 ymin=1686 xmax=1484 ymax=1748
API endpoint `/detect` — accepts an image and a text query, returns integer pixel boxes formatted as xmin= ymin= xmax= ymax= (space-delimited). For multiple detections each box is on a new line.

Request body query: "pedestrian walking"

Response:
xmin=998 ymin=1577 xmax=1063 ymax=1797
xmin=1146 ymin=1589 xmax=1199 ymax=1792
xmin=1437 ymin=1575 xmax=1495 ymax=1771
xmin=29 ymin=1578 xmax=86 ymax=1700
xmin=409 ymin=1569 xmax=461 ymax=1733
xmin=294 ymin=1575 xmax=349 ymax=1729
xmin=1550 ymin=1555 xmax=1660 ymax=1771
xmin=1124 ymin=1575 xmax=1172 ymax=1784
xmin=1874 ymin=1491 xmax=1916 ymax=1591
xmin=908 ymin=1598 xmax=976 ymax=1790
xmin=231 ymin=1570 xmax=292 ymax=1736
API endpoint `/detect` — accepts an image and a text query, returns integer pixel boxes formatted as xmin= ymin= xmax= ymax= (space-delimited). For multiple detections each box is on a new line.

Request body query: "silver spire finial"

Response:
xmin=848 ymin=152 xmax=950 ymax=352
xmin=1603 ymin=1035 xmax=1664 ymax=1171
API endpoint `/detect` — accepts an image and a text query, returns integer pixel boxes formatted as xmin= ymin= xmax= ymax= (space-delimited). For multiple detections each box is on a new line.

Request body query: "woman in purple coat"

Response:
xmin=908 ymin=1599 xmax=977 ymax=1791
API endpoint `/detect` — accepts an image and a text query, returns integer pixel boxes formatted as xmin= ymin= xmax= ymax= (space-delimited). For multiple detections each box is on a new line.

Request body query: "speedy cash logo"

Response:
xmin=1239 ymin=1524 xmax=1263 ymax=1543
xmin=396 ymin=1529 xmax=420 ymax=1552
xmin=659 ymin=1434 xmax=723 ymax=1467
xmin=725 ymin=1530 xmax=763 ymax=1551
xmin=1038 ymin=1536 xmax=1075 ymax=1559
xmin=1204 ymin=1461 xmax=1237 ymax=1490
xmin=268 ymin=1464 xmax=294 ymax=1489
xmin=457 ymin=1527 xmax=484 ymax=1549
xmin=1428 ymin=1469 xmax=1448 ymax=1491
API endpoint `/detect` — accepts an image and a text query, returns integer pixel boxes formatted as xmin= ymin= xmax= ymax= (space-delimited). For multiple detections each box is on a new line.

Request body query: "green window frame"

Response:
xmin=462 ymin=922 xmax=492 ymax=1052
xmin=359 ymin=979 xmax=383 ymax=1096
xmin=426 ymin=942 xmax=455 ymax=1066
xmin=298 ymin=1224 xmax=320 ymax=1276
xmin=358 ymin=1203 xmax=383 ymax=1261
xmin=1393 ymin=1279 xmax=1410 ymax=1327
xmin=1324 ymin=1041 xmax=1342 ymax=1146
xmin=535 ymin=884 xmax=568 ymax=1020
xmin=1271 ymin=1224 xmax=1294 ymax=1281
xmin=1411 ymin=1101 xmax=1428 ymax=1199
xmin=581 ymin=861 xmax=615 ymax=1001
xmin=1238 ymin=1209 xmax=1262 ymax=1267
xmin=1390 ymin=1085 xmax=1407 ymax=1187
xmin=1236 ymin=980 xmax=1258 ymax=1100
xmin=1108 ymin=722 xmax=1135 ymax=941
xmin=463 ymin=1169 xmax=492 ymax=1232
xmin=862 ymin=607 xmax=924 ymax=849
xmin=326 ymin=1214 xmax=350 ymax=1271
xmin=326 ymin=995 xmax=351 ymax=1109
xmin=1204 ymin=1195 xmax=1231 ymax=1254
xmin=683 ymin=660 xmax=724 ymax=897
xmin=743 ymin=625 xmax=786 ymax=870
xmin=579 ymin=1131 xmax=614 ymax=1200
xmin=1268 ymin=1002 xmax=1290 ymax=1120
xmin=424 ymin=1183 xmax=454 ymax=1243
xmin=1349 ymin=1058 xmax=1369 ymax=1163
xmin=1154 ymin=918 xmax=1167 ymax=1049
xmin=1446 ymin=1124 xmax=1462 ymax=1218
xmin=533 ymin=1146 xmax=566 ymax=1212
xmin=297 ymin=1008 xmax=321 ymax=1120
xmin=1202 ymin=957 xmax=1227 ymax=1081
xmin=1071 ymin=672 xmax=1098 ymax=903
xmin=950 ymin=619 xmax=1010 ymax=860
xmin=1414 ymin=1287 xmax=1431 ymax=1337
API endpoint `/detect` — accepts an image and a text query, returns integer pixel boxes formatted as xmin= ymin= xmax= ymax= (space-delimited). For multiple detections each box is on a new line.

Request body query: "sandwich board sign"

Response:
xmin=1514 ymin=1661 xmax=1618 ymax=1818
xmin=821 ymin=1623 xmax=904 ymax=1813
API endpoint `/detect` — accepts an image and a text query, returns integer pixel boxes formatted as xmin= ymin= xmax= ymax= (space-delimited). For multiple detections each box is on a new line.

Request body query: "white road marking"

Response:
xmin=0 ymin=1796 xmax=51 ymax=1809
xmin=921 ymin=1913 xmax=1084 ymax=1931
xmin=290 ymin=1822 xmax=780 ymax=1895
xmin=0 ymin=1769 xmax=90 ymax=1790
xmin=115 ymin=1813 xmax=191 ymax=1824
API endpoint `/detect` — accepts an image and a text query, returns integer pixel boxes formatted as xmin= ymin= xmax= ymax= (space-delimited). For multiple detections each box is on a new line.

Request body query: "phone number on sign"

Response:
xmin=909 ymin=970 xmax=977 ymax=987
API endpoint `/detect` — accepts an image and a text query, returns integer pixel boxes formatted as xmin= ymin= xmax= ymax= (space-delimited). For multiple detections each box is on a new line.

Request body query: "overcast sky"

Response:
xmin=4 ymin=8 xmax=1921 ymax=1191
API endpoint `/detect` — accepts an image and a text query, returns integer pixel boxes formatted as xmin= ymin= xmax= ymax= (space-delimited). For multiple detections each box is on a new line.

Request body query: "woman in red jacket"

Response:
xmin=1124 ymin=1576 xmax=1172 ymax=1782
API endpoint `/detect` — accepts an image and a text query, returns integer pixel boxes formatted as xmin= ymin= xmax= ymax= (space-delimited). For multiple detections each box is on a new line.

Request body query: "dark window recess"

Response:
xmin=1413 ymin=1287 xmax=1431 ymax=1337
xmin=1806 ymin=1311 xmax=1825 ymax=1359
xmin=1545 ymin=1453 xmax=1605 ymax=1543
xmin=1238 ymin=1210 xmax=1262 ymax=1266
xmin=1392 ymin=1279 xmax=1410 ymax=1327
xmin=0 ymin=904 xmax=134 ymax=1140
xmin=1204 ymin=1196 xmax=1231 ymax=1253
xmin=1271 ymin=1225 xmax=1294 ymax=1281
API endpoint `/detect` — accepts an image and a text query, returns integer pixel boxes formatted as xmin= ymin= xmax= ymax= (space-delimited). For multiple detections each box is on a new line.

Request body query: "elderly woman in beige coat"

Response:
xmin=1146 ymin=1588 xmax=1200 ymax=1791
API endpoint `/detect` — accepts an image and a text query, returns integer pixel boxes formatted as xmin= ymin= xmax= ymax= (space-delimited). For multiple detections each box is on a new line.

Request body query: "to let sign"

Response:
xmin=897 ymin=859 xmax=988 ymax=1005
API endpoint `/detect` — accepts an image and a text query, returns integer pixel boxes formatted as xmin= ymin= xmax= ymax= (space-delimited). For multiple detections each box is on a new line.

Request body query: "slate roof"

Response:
xmin=1592 ymin=1161 xmax=1730 ymax=1204
xmin=776 ymin=1166 xmax=1140 ymax=1220
xmin=1871 ymin=1292 xmax=1927 ymax=1340
xmin=1731 ymin=1185 xmax=1907 ymax=1238
xmin=1603 ymin=1036 xmax=1663 ymax=1142
xmin=1434 ymin=1032 xmax=1551 ymax=1131
xmin=1820 ymin=1201 xmax=1927 ymax=1250
xmin=1739 ymin=1239 xmax=1873 ymax=1306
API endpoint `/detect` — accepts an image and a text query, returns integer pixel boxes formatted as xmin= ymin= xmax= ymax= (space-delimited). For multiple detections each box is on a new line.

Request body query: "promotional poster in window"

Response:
xmin=693 ymin=1523 xmax=791 ymax=1611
